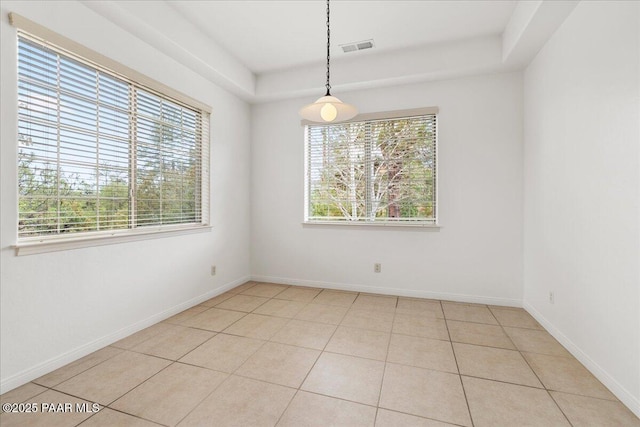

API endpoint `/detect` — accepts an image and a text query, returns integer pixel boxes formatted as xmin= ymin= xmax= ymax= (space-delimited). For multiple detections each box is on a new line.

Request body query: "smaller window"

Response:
xmin=305 ymin=109 xmax=437 ymax=225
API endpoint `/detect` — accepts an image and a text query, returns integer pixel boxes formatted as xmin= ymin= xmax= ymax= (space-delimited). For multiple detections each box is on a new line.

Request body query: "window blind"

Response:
xmin=17 ymin=33 xmax=210 ymax=239
xmin=306 ymin=112 xmax=437 ymax=223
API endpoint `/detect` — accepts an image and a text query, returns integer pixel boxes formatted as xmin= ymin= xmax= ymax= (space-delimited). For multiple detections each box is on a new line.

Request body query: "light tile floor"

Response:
xmin=2 ymin=282 xmax=639 ymax=426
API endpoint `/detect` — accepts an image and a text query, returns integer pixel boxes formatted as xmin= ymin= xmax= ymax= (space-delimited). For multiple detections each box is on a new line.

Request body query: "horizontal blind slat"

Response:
xmin=306 ymin=113 xmax=437 ymax=223
xmin=17 ymin=31 xmax=210 ymax=239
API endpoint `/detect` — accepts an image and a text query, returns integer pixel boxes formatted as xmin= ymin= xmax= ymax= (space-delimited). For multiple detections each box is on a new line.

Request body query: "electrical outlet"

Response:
xmin=211 ymin=265 xmax=217 ymax=276
xmin=549 ymin=291 xmax=554 ymax=304
xmin=374 ymin=263 xmax=381 ymax=273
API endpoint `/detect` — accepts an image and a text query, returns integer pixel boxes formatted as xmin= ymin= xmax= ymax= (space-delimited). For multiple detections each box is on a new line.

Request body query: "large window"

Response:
xmin=305 ymin=109 xmax=437 ymax=224
xmin=16 ymin=32 xmax=210 ymax=241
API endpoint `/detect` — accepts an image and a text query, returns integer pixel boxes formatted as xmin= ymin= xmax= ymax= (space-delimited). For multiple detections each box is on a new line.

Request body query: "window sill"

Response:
xmin=302 ymin=221 xmax=441 ymax=230
xmin=13 ymin=225 xmax=212 ymax=256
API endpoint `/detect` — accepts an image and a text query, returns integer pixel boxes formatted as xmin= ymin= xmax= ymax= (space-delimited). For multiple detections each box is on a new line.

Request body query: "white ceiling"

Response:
xmin=82 ymin=0 xmax=578 ymax=102
xmin=167 ymin=0 xmax=517 ymax=74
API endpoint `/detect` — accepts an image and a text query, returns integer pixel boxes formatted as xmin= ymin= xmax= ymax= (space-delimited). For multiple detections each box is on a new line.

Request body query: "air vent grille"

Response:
xmin=340 ymin=39 xmax=374 ymax=53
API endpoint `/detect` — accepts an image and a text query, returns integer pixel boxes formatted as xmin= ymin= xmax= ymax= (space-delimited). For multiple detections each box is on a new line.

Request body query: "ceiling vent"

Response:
xmin=340 ymin=39 xmax=374 ymax=53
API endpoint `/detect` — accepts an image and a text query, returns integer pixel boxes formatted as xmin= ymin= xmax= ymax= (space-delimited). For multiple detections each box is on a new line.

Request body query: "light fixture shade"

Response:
xmin=299 ymin=95 xmax=358 ymax=123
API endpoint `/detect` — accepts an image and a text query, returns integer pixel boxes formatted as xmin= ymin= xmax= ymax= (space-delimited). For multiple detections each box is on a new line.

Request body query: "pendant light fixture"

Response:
xmin=299 ymin=0 xmax=357 ymax=123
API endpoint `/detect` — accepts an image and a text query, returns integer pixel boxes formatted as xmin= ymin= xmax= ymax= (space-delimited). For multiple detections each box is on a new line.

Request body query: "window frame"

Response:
xmin=10 ymin=13 xmax=212 ymax=256
xmin=303 ymin=107 xmax=440 ymax=228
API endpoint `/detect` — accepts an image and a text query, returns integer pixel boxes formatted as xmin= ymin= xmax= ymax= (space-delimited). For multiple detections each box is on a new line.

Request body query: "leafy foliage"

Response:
xmin=308 ymin=116 xmax=436 ymax=222
xmin=17 ymin=36 xmax=203 ymax=238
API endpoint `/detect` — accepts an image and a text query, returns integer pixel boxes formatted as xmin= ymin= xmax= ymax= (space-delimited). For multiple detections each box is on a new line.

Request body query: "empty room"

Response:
xmin=0 ymin=0 xmax=638 ymax=426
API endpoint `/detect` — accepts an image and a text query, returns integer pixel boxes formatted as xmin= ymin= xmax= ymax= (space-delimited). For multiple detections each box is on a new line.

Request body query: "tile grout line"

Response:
xmin=372 ymin=294 xmax=398 ymax=423
xmin=50 ymin=351 xmax=171 ymax=405
xmin=143 ymin=286 xmax=282 ymax=426
xmin=547 ymin=391 xmax=576 ymax=427
xmin=443 ymin=299 xmax=475 ymax=427
xmin=486 ymin=305 xmax=539 ymax=385
xmin=487 ymin=306 xmax=575 ymax=427
xmin=102 ymin=359 xmax=180 ymax=420
xmin=5 ymin=283 xmax=633 ymax=425
xmin=164 ymin=291 xmax=300 ymax=425
xmin=76 ymin=406 xmax=167 ymax=426
xmin=516 ymin=345 xmax=575 ymax=426
xmin=31 ymin=347 xmax=124 ymax=391
xmin=172 ymin=305 xmax=277 ymax=427
xmin=1 ymin=384 xmax=51 ymax=406
xmin=294 ymin=388 xmax=470 ymax=427
xmin=171 ymin=372 xmax=235 ymax=427
xmin=23 ymin=297 xmax=504 ymax=421
xmin=456 ymin=373 xmax=545 ymax=391
xmin=272 ymin=289 xmax=358 ymax=426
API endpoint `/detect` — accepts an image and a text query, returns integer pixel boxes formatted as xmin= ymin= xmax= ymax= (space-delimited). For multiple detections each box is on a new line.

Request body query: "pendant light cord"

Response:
xmin=325 ymin=0 xmax=331 ymax=96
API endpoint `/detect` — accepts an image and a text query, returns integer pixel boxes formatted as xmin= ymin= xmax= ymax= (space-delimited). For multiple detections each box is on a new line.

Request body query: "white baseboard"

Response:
xmin=524 ymin=302 xmax=640 ymax=418
xmin=0 ymin=275 xmax=250 ymax=395
xmin=251 ymin=274 xmax=522 ymax=307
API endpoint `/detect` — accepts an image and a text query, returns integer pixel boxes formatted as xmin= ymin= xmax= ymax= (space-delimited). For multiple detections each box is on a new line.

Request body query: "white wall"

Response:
xmin=251 ymin=72 xmax=524 ymax=305
xmin=0 ymin=1 xmax=252 ymax=392
xmin=523 ymin=0 xmax=639 ymax=415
